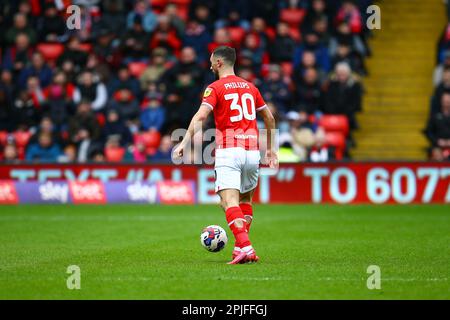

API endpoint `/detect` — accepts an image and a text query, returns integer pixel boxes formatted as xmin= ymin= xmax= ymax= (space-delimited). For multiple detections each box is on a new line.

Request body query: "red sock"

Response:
xmin=240 ymin=203 xmax=253 ymax=232
xmin=226 ymin=206 xmax=251 ymax=248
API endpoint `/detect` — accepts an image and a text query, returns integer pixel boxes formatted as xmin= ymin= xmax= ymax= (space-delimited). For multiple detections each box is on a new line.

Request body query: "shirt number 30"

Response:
xmin=224 ymin=93 xmax=256 ymax=122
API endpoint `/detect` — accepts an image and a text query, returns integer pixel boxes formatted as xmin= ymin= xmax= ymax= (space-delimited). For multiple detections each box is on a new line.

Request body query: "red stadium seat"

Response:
xmin=169 ymin=0 xmax=191 ymax=5
xmin=105 ymin=147 xmax=126 ymax=162
xmin=0 ymin=131 xmax=8 ymax=146
xmin=77 ymin=43 xmax=93 ymax=53
xmin=280 ymin=8 xmax=307 ymax=28
xmin=319 ymin=115 xmax=350 ymax=136
xmin=151 ymin=0 xmax=168 ymax=9
xmin=134 ymin=131 xmax=161 ymax=154
xmin=128 ymin=62 xmax=148 ymax=78
xmin=325 ymin=132 xmax=346 ymax=160
xmin=227 ymin=27 xmax=246 ymax=47
xmin=13 ymin=131 xmax=32 ymax=148
xmin=36 ymin=43 xmax=64 ymax=64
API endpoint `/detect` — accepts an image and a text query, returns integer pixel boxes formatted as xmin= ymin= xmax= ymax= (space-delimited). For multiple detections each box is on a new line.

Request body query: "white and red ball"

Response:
xmin=200 ymin=225 xmax=228 ymax=252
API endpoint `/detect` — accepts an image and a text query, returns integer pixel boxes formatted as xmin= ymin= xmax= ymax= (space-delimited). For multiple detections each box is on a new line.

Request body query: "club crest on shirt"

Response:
xmin=203 ymin=88 xmax=212 ymax=97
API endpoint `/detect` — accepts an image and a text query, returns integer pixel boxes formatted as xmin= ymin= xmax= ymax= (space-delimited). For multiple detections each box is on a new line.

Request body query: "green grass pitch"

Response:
xmin=0 ymin=204 xmax=448 ymax=299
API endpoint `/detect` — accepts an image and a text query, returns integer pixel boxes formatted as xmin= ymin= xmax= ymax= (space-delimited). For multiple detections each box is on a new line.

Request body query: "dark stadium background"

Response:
xmin=0 ymin=0 xmax=448 ymax=300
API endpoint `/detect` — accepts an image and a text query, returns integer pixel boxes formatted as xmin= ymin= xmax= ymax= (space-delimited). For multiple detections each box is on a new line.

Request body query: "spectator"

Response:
xmin=0 ymin=82 xmax=17 ymax=131
xmin=164 ymin=72 xmax=201 ymax=130
xmin=68 ymin=101 xmax=101 ymax=144
xmin=335 ymin=0 xmax=364 ymax=35
xmin=331 ymin=40 xmax=366 ymax=75
xmin=329 ymin=22 xmax=367 ymax=58
xmin=150 ymin=15 xmax=182 ymax=56
xmin=150 ymin=135 xmax=174 ymax=162
xmin=286 ymin=110 xmax=316 ymax=160
xmin=28 ymin=116 xmax=63 ymax=148
xmin=73 ymin=70 xmax=108 ymax=112
xmin=293 ymin=50 xmax=327 ymax=84
xmin=139 ymin=48 xmax=169 ymax=90
xmin=0 ymin=70 xmax=15 ymax=103
xmin=58 ymin=144 xmax=77 ymax=163
xmin=126 ymin=0 xmax=158 ymax=33
xmin=307 ymin=128 xmax=336 ymax=162
xmin=57 ymin=36 xmax=88 ymax=73
xmin=216 ymin=0 xmax=251 ymax=30
xmin=103 ymin=109 xmax=133 ymax=146
xmin=269 ymin=22 xmax=297 ymax=63
xmin=36 ymin=2 xmax=65 ymax=42
xmin=121 ymin=15 xmax=151 ymax=63
xmin=430 ymin=66 xmax=450 ymax=118
xmin=13 ymin=86 xmax=40 ymax=130
xmin=95 ymin=0 xmax=127 ymax=37
xmin=260 ymin=65 xmax=291 ymax=115
xmin=161 ymin=47 xmax=205 ymax=89
xmin=108 ymin=88 xmax=140 ymax=124
xmin=190 ymin=4 xmax=215 ymax=33
xmin=93 ymin=29 xmax=118 ymax=68
xmin=249 ymin=17 xmax=271 ymax=52
xmin=302 ymin=0 xmax=331 ymax=31
xmin=294 ymin=67 xmax=323 ymax=114
xmin=108 ymin=65 xmax=141 ymax=99
xmin=3 ymin=143 xmax=20 ymax=163
xmin=183 ymin=20 xmax=212 ymax=64
xmin=239 ymin=33 xmax=269 ymax=73
xmin=425 ymin=93 xmax=450 ymax=154
xmin=251 ymin=2 xmax=279 ymax=27
xmin=5 ymin=12 xmax=37 ymax=45
xmin=74 ymin=128 xmax=103 ymax=163
xmin=140 ymin=93 xmax=166 ymax=132
xmin=41 ymin=71 xmax=76 ymax=129
xmin=208 ymin=28 xmax=233 ymax=53
xmin=165 ymin=3 xmax=186 ymax=36
xmin=25 ymin=132 xmax=62 ymax=162
xmin=293 ymin=29 xmax=330 ymax=72
xmin=124 ymin=135 xmax=148 ymax=163
xmin=18 ymin=51 xmax=53 ymax=89
xmin=433 ymin=50 xmax=450 ymax=87
xmin=2 ymin=32 xmax=33 ymax=73
xmin=323 ymin=62 xmax=362 ymax=130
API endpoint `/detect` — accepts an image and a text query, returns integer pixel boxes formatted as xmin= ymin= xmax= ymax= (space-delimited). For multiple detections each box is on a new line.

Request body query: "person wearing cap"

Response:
xmin=139 ymin=48 xmax=169 ymax=89
xmin=140 ymin=92 xmax=166 ymax=132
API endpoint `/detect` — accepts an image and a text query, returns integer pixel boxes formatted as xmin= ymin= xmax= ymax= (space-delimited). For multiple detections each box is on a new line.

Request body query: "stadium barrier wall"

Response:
xmin=0 ymin=163 xmax=448 ymax=204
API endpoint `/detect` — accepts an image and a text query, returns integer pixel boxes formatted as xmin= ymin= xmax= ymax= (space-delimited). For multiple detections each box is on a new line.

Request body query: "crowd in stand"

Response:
xmin=427 ymin=16 xmax=450 ymax=161
xmin=0 ymin=0 xmax=373 ymax=164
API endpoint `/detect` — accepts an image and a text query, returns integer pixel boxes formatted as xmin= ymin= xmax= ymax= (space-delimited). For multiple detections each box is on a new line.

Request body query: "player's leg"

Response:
xmin=237 ymin=149 xmax=261 ymax=263
xmin=231 ymin=189 xmax=255 ymax=259
xmin=218 ymin=188 xmax=255 ymax=264
xmin=215 ymin=148 xmax=255 ymax=264
xmin=239 ymin=189 xmax=255 ymax=232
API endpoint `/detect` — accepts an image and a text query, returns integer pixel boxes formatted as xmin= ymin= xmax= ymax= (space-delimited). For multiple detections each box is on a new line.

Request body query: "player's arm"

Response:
xmin=258 ymin=106 xmax=278 ymax=169
xmin=173 ymin=104 xmax=212 ymax=159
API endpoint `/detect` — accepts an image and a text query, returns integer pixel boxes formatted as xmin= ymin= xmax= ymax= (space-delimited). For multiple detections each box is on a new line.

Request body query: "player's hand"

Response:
xmin=265 ymin=150 xmax=279 ymax=169
xmin=172 ymin=145 xmax=184 ymax=160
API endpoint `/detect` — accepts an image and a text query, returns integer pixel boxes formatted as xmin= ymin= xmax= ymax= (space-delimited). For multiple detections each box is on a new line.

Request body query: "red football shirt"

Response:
xmin=201 ymin=75 xmax=267 ymax=150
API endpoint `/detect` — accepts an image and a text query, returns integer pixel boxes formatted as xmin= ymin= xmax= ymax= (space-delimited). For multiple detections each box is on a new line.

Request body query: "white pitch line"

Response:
xmin=319 ymin=277 xmax=448 ymax=282
xmin=0 ymin=215 xmax=208 ymax=222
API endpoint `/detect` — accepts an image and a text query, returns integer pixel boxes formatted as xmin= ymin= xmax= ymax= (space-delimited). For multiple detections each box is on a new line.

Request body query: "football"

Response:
xmin=200 ymin=225 xmax=228 ymax=252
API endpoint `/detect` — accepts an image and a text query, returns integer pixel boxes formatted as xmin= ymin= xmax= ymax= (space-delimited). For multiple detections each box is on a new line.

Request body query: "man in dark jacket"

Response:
xmin=323 ymin=62 xmax=362 ymax=130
